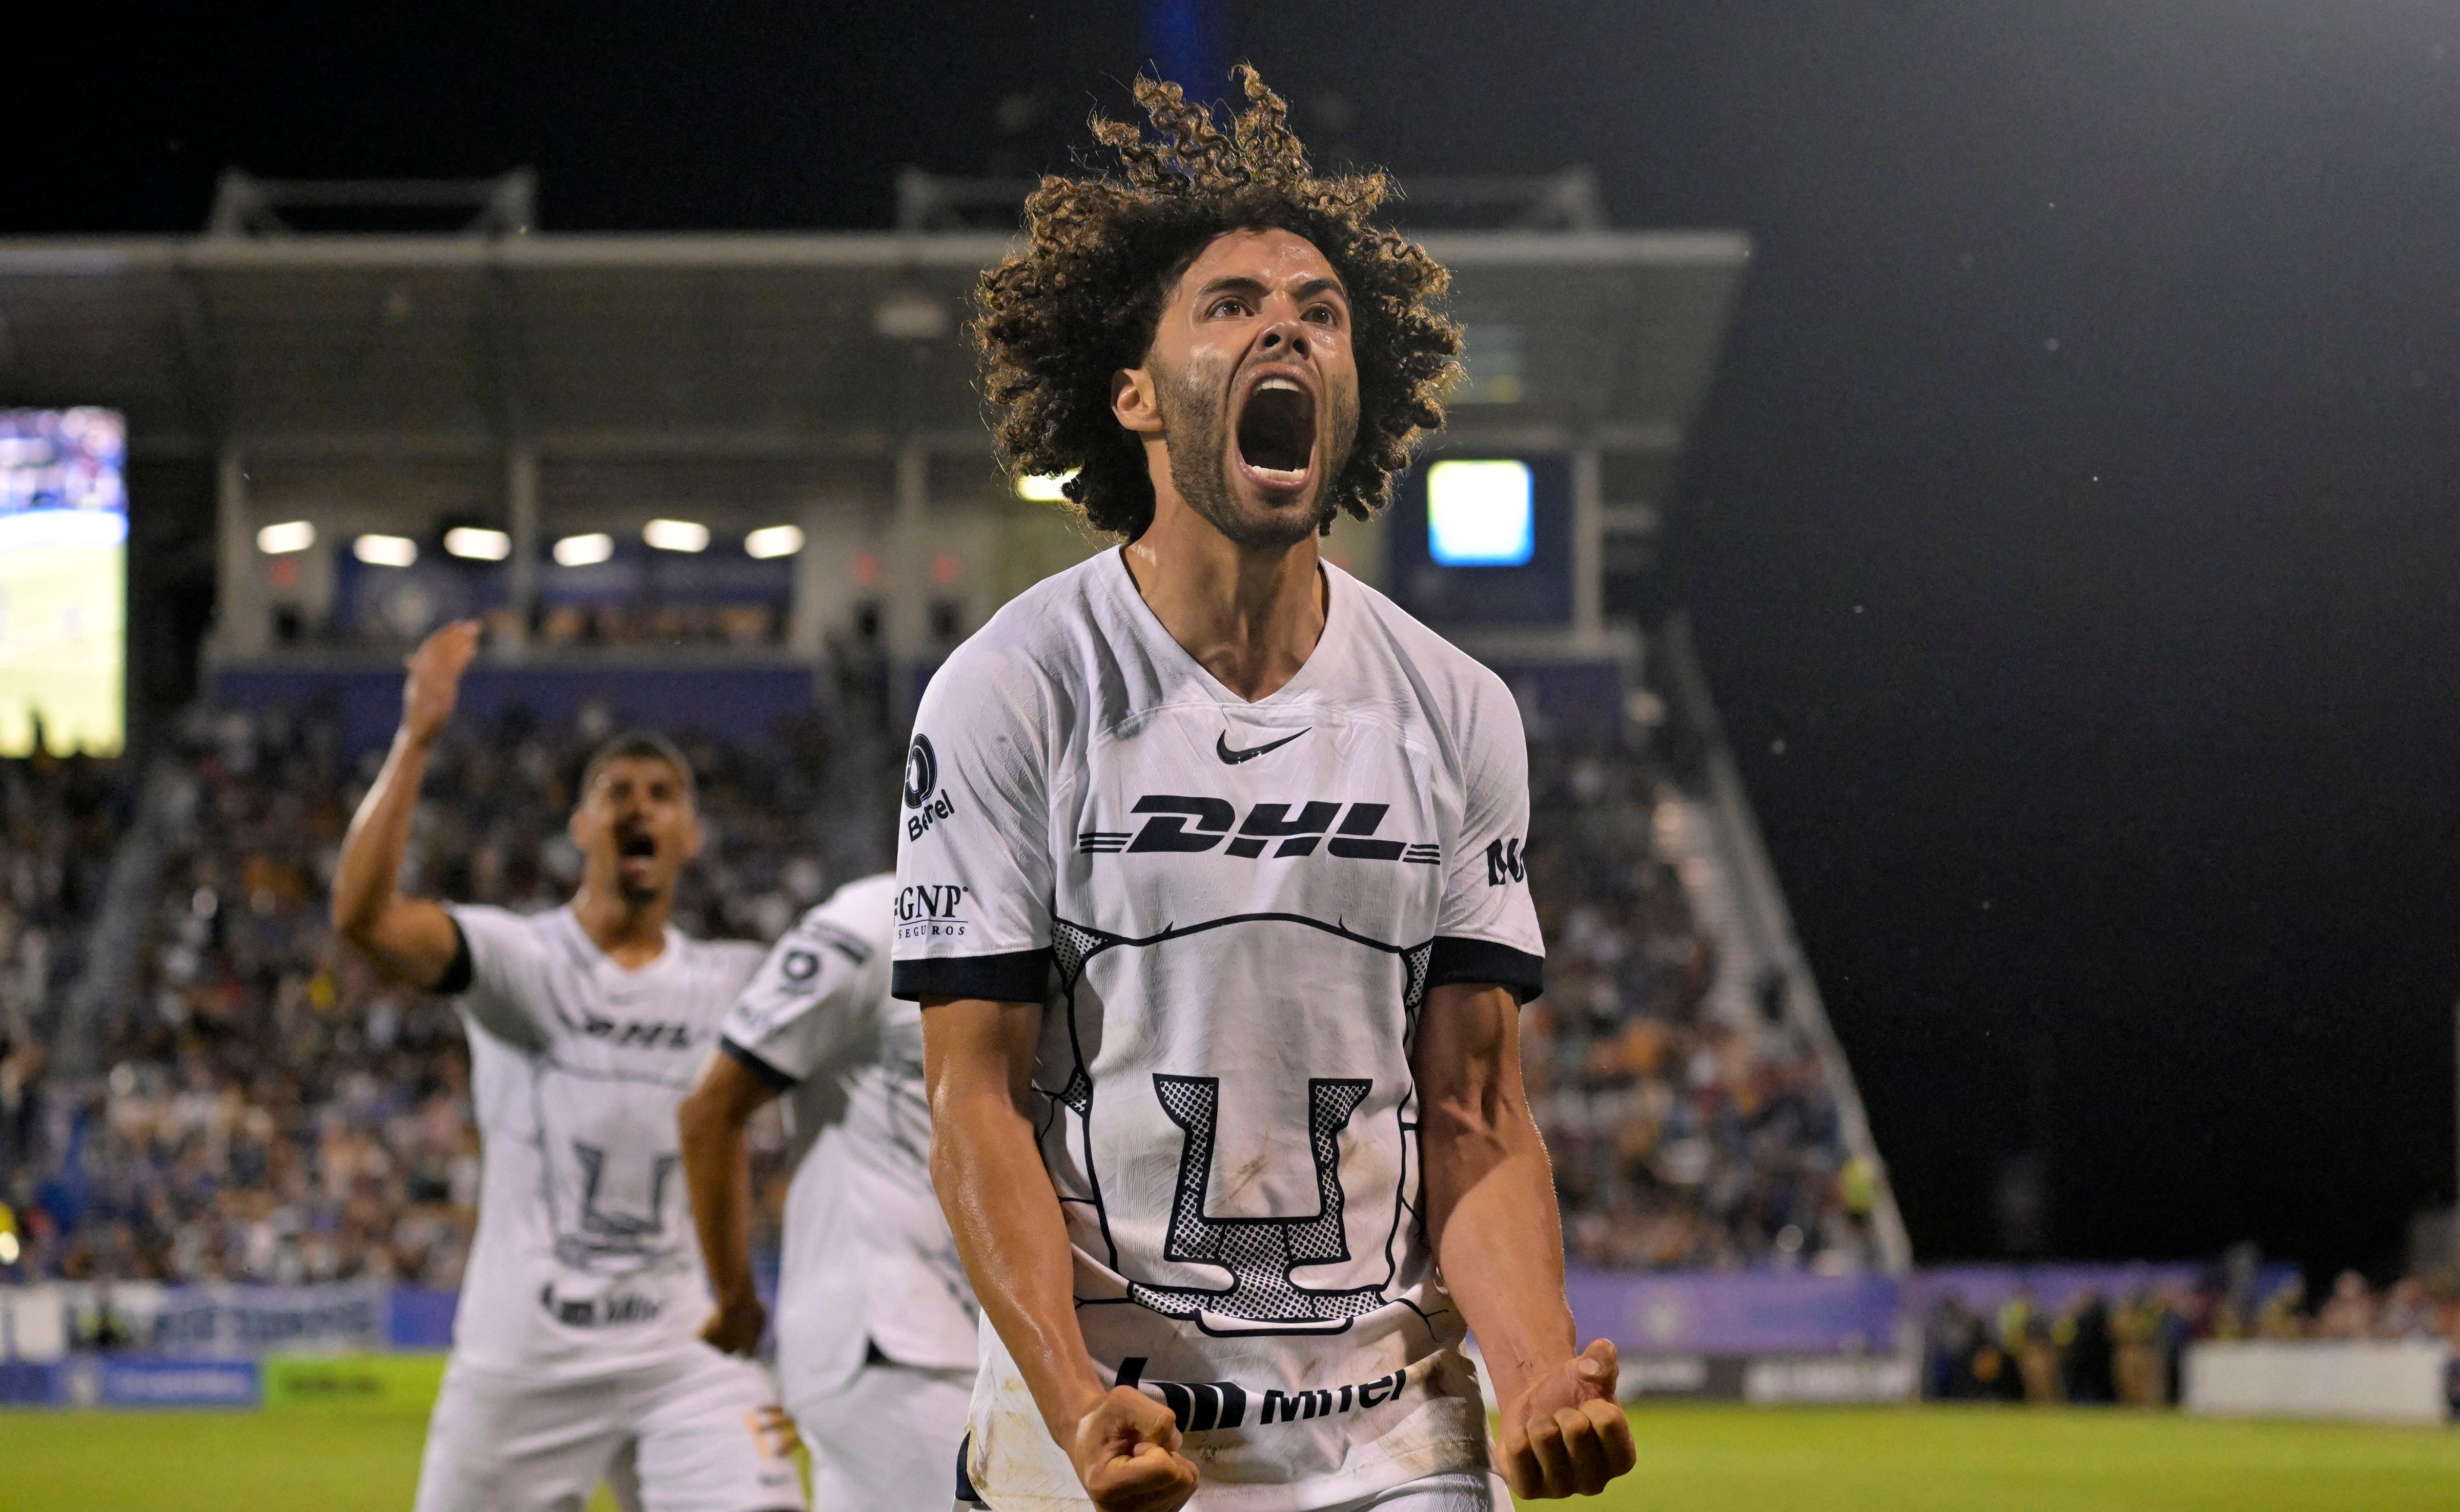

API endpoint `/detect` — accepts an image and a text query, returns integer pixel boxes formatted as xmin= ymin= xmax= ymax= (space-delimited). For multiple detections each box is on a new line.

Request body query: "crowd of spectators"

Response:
xmin=8 ymin=682 xmax=1888 ymax=1290
xmin=12 ymin=696 xmax=895 ymax=1291
xmin=2 ymin=750 xmax=126 ymax=1235
xmin=1922 ymin=1262 xmax=2460 ymax=1405
xmin=1519 ymin=736 xmax=1882 ymax=1274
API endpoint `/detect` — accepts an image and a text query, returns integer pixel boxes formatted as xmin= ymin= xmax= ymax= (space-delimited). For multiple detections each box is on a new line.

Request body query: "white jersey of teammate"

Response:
xmin=417 ymin=904 xmax=802 ymax=1512
xmin=892 ymin=551 xmax=1544 ymax=1512
xmin=715 ymin=873 xmax=979 ymax=1407
xmin=447 ymin=904 xmax=769 ymax=1375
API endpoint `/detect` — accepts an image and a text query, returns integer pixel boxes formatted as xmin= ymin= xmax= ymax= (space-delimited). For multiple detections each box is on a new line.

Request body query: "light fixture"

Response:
xmin=353 ymin=533 xmax=418 ymax=568
xmin=642 ymin=518 xmax=709 ymax=553
xmin=1425 ymin=459 xmax=1535 ymax=567
xmin=255 ymin=520 xmax=316 ymax=555
xmin=1015 ymin=471 xmax=1077 ymax=503
xmin=871 ymin=290 xmax=950 ymax=341
xmin=553 ymin=532 xmax=614 ymax=567
xmin=443 ymin=526 xmax=511 ymax=561
xmin=744 ymin=524 xmax=804 ymax=560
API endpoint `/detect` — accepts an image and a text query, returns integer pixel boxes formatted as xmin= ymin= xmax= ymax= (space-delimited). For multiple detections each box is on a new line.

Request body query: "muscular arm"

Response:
xmin=1414 ymin=981 xmax=1634 ymax=1500
xmin=678 ymin=1049 xmax=780 ymax=1356
xmin=922 ymin=996 xmax=1197 ymax=1512
xmin=330 ymin=621 xmax=479 ymax=991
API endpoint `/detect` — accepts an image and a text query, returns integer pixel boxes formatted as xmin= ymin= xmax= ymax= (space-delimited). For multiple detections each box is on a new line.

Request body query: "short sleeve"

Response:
xmin=889 ymin=645 xmax=1056 ymax=1003
xmin=443 ymin=904 xmax=552 ymax=1050
xmin=1431 ymin=677 xmax=1545 ymax=1003
xmin=721 ymin=880 xmax=895 ymax=1085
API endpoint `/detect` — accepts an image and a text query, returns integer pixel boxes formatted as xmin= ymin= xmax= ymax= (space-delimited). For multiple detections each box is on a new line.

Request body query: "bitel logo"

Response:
xmin=905 ymin=734 xmax=957 ymax=841
xmin=904 ymin=735 xmax=939 ymax=810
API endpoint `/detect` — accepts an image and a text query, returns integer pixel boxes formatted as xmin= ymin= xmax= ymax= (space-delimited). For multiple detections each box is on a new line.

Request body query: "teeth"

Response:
xmin=1250 ymin=465 xmax=1307 ymax=485
xmin=1257 ymin=377 xmax=1301 ymax=393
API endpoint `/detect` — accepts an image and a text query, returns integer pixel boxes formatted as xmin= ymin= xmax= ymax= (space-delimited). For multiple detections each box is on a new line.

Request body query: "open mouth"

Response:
xmin=617 ymin=834 xmax=657 ymax=862
xmin=1235 ymin=374 xmax=1317 ymax=491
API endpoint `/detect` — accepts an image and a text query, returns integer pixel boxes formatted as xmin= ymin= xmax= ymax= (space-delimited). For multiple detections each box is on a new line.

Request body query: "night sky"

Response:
xmin=15 ymin=2 xmax=2460 ymax=1275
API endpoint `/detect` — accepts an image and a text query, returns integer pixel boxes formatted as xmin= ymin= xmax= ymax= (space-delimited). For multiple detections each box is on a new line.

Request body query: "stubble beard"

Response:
xmin=1157 ymin=357 xmax=1356 ymax=551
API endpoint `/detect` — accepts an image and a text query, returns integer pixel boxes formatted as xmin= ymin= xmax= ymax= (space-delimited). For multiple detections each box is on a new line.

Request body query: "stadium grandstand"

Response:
xmin=4 ymin=167 xmax=2455 ymax=1457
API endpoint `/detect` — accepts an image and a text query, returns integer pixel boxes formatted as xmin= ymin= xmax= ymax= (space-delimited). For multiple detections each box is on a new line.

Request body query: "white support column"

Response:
xmin=213 ymin=448 xmax=269 ymax=658
xmin=1571 ymin=442 xmax=1604 ymax=640
xmin=504 ymin=442 xmax=539 ymax=657
xmin=786 ymin=499 xmax=833 ymax=658
xmin=888 ymin=438 xmax=930 ymax=665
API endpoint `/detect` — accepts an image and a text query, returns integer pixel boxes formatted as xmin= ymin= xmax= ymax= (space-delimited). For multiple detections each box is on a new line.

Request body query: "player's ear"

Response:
xmin=1112 ymin=366 xmax=1163 ymax=436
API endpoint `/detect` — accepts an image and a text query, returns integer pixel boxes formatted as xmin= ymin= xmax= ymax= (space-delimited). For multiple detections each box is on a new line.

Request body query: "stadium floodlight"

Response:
xmin=1016 ymin=471 xmax=1077 ymax=503
xmin=353 ymin=533 xmax=419 ymax=568
xmin=744 ymin=524 xmax=804 ymax=560
xmin=554 ymin=532 xmax=614 ymax=567
xmin=642 ymin=518 xmax=710 ymax=553
xmin=255 ymin=520 xmax=317 ymax=555
xmin=1426 ymin=459 xmax=1535 ymax=567
xmin=443 ymin=526 xmax=511 ymax=561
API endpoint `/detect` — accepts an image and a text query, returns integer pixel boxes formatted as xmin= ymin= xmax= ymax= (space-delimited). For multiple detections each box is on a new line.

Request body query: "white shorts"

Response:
xmin=1325 ymin=1471 xmax=1511 ymax=1511
xmin=792 ymin=1357 xmax=974 ymax=1512
xmin=952 ymin=1464 xmax=1508 ymax=1511
xmin=415 ymin=1349 xmax=806 ymax=1512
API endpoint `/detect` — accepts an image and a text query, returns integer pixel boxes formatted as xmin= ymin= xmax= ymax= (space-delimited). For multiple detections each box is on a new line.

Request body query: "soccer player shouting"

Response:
xmin=334 ymin=620 xmax=801 ymax=1512
xmin=898 ymin=70 xmax=1636 ymax=1511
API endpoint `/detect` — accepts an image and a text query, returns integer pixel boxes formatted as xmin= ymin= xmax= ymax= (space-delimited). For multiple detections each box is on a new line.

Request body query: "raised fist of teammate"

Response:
xmin=1497 ymin=1338 xmax=1637 ymax=1499
xmin=699 ymin=1291 xmax=768 ymax=1359
xmin=401 ymin=619 xmax=482 ymax=748
xmin=1069 ymin=1384 xmax=1199 ymax=1512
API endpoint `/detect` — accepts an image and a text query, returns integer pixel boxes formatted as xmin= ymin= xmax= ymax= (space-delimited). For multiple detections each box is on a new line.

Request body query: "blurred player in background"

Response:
xmin=902 ymin=70 xmax=1636 ymax=1511
xmin=332 ymin=619 xmax=802 ymax=1512
xmin=678 ymin=872 xmax=980 ymax=1512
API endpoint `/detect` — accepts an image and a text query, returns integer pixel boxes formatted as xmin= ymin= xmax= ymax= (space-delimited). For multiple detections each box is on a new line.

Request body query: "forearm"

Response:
xmin=931 ymin=1073 xmax=1105 ymax=1439
xmin=678 ymin=1094 xmax=758 ymax=1308
xmin=1423 ymin=1097 xmax=1574 ymax=1410
xmin=332 ymin=728 xmax=432 ymax=944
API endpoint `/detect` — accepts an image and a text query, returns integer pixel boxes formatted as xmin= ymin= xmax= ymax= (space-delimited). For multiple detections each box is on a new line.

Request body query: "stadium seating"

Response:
xmin=8 ymin=682 xmax=1894 ymax=1289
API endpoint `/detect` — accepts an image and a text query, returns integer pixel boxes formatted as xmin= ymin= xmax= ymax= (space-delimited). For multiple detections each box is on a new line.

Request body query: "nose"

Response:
xmin=1256 ymin=317 xmax=1307 ymax=358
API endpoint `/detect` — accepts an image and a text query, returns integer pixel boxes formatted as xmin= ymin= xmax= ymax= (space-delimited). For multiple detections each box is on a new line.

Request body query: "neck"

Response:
xmin=1123 ymin=484 xmax=1327 ymax=703
xmin=569 ymin=881 xmax=670 ymax=966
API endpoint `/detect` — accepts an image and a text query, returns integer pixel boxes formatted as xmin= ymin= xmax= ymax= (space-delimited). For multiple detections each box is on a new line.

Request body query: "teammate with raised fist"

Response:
xmin=897 ymin=69 xmax=1637 ymax=1511
xmin=333 ymin=619 xmax=802 ymax=1512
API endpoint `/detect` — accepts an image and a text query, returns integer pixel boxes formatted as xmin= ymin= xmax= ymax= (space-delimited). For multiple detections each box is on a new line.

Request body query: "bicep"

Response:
xmin=682 ymin=1047 xmax=782 ymax=1132
xmin=358 ymin=897 xmax=464 ymax=993
xmin=1412 ymin=982 xmax=1528 ymax=1129
xmin=920 ymin=997 xmax=1045 ymax=1116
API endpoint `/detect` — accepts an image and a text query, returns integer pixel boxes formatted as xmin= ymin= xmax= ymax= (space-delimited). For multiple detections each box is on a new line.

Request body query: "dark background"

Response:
xmin=12 ymin=1 xmax=2459 ymax=1275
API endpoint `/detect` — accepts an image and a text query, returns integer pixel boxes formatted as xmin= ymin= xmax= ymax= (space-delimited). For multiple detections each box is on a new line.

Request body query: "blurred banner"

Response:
xmin=1566 ymin=1268 xmax=1902 ymax=1356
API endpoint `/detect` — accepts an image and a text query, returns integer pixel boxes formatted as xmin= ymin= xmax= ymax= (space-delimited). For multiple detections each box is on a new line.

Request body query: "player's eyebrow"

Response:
xmin=1193 ymin=273 xmax=1349 ymax=307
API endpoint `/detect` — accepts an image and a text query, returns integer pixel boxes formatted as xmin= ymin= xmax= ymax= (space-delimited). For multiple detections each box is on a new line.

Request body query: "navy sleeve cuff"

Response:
xmin=720 ymin=1037 xmax=797 ymax=1091
xmin=430 ymin=918 xmax=475 ymax=996
xmin=892 ymin=949 xmax=1053 ymax=1004
xmin=1426 ymin=936 xmax=1545 ymax=1005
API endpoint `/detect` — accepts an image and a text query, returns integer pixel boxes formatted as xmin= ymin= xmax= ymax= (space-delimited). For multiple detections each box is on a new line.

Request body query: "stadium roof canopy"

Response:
xmin=0 ymin=200 xmax=1748 ymax=467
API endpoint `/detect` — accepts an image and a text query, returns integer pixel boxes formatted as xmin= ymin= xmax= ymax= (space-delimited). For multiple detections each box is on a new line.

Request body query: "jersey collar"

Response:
xmin=1102 ymin=546 xmax=1351 ymax=710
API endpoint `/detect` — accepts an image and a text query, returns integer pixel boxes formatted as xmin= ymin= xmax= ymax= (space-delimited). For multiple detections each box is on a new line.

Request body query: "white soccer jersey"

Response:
xmin=892 ymin=551 xmax=1544 ymax=1512
xmin=716 ymin=873 xmax=979 ymax=1411
xmin=444 ymin=904 xmax=768 ymax=1381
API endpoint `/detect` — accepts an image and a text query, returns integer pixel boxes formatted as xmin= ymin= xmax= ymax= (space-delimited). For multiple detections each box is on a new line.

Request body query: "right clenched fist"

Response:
xmin=1070 ymin=1384 xmax=1199 ymax=1512
xmin=402 ymin=619 xmax=481 ymax=748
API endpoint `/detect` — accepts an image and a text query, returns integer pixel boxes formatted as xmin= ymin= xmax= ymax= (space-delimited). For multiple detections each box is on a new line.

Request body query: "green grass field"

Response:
xmin=5 ymin=1404 xmax=2457 ymax=1510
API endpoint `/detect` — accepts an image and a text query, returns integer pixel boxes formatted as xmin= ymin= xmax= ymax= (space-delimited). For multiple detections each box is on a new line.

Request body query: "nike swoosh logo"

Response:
xmin=1216 ymin=728 xmax=1309 ymax=764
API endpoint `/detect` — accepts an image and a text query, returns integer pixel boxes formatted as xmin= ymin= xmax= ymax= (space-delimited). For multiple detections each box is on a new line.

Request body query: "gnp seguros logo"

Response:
xmin=904 ymin=734 xmax=957 ymax=841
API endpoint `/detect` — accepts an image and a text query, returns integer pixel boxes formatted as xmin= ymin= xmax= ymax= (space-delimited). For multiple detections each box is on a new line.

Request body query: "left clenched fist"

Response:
xmin=1497 ymin=1338 xmax=1637 ymax=1499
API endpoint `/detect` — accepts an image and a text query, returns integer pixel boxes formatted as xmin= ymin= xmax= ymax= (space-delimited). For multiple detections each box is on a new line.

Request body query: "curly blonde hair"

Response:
xmin=972 ymin=66 xmax=1463 ymax=541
